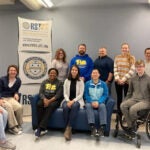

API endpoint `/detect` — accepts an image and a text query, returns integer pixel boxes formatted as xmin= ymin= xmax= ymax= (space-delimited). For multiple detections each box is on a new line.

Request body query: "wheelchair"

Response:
xmin=113 ymin=109 xmax=150 ymax=148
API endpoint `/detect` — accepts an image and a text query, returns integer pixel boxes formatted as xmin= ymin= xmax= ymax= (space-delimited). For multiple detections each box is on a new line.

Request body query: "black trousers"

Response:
xmin=37 ymin=100 xmax=60 ymax=129
xmin=115 ymin=82 xmax=129 ymax=115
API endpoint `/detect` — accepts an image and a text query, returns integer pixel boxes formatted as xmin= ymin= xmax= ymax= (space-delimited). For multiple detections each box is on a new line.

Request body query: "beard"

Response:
xmin=79 ymin=50 xmax=85 ymax=55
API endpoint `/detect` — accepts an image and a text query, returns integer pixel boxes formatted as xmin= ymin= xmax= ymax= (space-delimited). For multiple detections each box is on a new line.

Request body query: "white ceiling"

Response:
xmin=0 ymin=0 xmax=15 ymax=5
xmin=59 ymin=0 xmax=148 ymax=6
xmin=0 ymin=0 xmax=149 ymax=10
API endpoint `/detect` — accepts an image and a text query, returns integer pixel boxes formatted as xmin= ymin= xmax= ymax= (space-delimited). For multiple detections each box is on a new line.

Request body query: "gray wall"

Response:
xmin=0 ymin=2 xmax=150 ymax=99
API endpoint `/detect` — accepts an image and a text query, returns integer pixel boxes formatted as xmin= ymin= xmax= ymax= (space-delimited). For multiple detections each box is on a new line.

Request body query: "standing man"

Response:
xmin=144 ymin=47 xmax=150 ymax=76
xmin=94 ymin=47 xmax=114 ymax=95
xmin=70 ymin=43 xmax=93 ymax=82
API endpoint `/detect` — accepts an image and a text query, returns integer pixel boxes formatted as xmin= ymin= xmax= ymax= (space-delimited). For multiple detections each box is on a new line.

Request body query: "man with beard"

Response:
xmin=70 ymin=43 xmax=93 ymax=82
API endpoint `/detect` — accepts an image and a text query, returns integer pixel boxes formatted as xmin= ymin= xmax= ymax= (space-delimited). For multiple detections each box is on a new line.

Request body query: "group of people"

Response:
xmin=0 ymin=43 xmax=150 ymax=149
xmin=35 ymin=43 xmax=150 ymax=141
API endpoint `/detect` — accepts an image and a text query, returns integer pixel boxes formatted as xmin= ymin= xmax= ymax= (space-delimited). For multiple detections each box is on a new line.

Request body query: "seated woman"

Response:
xmin=0 ymin=65 xmax=23 ymax=135
xmin=0 ymin=105 xmax=16 ymax=149
xmin=51 ymin=48 xmax=69 ymax=82
xmin=84 ymin=69 xmax=108 ymax=137
xmin=35 ymin=68 xmax=63 ymax=139
xmin=120 ymin=60 xmax=150 ymax=135
xmin=62 ymin=65 xmax=84 ymax=140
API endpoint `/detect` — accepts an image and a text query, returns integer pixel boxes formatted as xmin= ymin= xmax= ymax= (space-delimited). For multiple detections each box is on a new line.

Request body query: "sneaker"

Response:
xmin=17 ymin=126 xmax=23 ymax=131
xmin=91 ymin=127 xmax=96 ymax=137
xmin=8 ymin=127 xmax=22 ymax=135
xmin=98 ymin=127 xmax=104 ymax=137
xmin=0 ymin=140 xmax=16 ymax=150
xmin=35 ymin=128 xmax=41 ymax=140
xmin=95 ymin=129 xmax=100 ymax=137
xmin=41 ymin=130 xmax=48 ymax=136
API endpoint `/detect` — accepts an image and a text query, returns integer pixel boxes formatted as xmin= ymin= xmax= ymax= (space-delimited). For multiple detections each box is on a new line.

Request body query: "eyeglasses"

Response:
xmin=135 ymin=66 xmax=144 ymax=68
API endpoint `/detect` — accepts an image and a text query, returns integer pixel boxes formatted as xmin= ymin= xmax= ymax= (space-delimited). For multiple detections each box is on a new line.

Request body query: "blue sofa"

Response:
xmin=30 ymin=94 xmax=115 ymax=136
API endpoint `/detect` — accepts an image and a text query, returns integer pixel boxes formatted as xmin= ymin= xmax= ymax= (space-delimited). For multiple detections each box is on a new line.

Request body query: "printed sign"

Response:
xmin=18 ymin=17 xmax=52 ymax=52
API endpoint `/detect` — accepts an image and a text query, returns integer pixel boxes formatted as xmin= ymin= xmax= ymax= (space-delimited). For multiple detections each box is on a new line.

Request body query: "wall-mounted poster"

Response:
xmin=18 ymin=17 xmax=52 ymax=53
xmin=19 ymin=52 xmax=51 ymax=84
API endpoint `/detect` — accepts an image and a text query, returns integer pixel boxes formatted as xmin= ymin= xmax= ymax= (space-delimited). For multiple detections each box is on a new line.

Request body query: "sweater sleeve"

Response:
xmin=39 ymin=80 xmax=47 ymax=100
xmin=108 ymin=58 xmax=114 ymax=74
xmin=122 ymin=64 xmax=135 ymax=82
xmin=114 ymin=56 xmax=120 ymax=80
xmin=63 ymin=79 xmax=70 ymax=101
xmin=51 ymin=59 xmax=56 ymax=68
xmin=55 ymin=81 xmax=63 ymax=101
xmin=14 ymin=78 xmax=21 ymax=95
xmin=84 ymin=57 xmax=94 ymax=81
xmin=73 ymin=80 xmax=84 ymax=102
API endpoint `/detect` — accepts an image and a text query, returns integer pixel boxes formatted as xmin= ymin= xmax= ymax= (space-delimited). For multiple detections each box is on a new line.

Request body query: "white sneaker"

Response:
xmin=18 ymin=126 xmax=23 ymax=131
xmin=41 ymin=130 xmax=48 ymax=136
xmin=8 ymin=127 xmax=22 ymax=135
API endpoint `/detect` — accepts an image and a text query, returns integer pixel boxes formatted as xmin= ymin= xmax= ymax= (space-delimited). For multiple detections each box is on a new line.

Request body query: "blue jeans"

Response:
xmin=85 ymin=103 xmax=107 ymax=126
xmin=62 ymin=101 xmax=80 ymax=127
xmin=0 ymin=106 xmax=8 ymax=141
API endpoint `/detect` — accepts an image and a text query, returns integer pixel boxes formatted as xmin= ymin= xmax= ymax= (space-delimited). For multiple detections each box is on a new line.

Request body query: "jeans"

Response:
xmin=0 ymin=106 xmax=8 ymax=141
xmin=62 ymin=101 xmax=80 ymax=127
xmin=85 ymin=103 xmax=107 ymax=126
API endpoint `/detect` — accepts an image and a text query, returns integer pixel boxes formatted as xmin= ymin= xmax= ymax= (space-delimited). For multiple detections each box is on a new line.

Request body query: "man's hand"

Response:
xmin=91 ymin=101 xmax=99 ymax=108
xmin=14 ymin=94 xmax=20 ymax=101
xmin=0 ymin=99 xmax=4 ymax=106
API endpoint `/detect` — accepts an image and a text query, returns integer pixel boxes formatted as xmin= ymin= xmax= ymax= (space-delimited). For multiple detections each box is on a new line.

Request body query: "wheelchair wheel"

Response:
xmin=146 ymin=111 xmax=150 ymax=139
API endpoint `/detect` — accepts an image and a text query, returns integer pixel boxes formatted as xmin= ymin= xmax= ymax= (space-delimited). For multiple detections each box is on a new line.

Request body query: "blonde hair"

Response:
xmin=135 ymin=59 xmax=145 ymax=67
